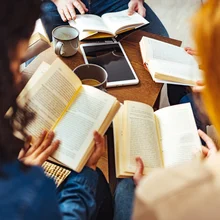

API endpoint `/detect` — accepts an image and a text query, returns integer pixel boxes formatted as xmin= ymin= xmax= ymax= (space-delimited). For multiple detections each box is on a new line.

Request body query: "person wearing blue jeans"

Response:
xmin=0 ymin=0 xmax=113 ymax=219
xmin=41 ymin=0 xmax=169 ymax=41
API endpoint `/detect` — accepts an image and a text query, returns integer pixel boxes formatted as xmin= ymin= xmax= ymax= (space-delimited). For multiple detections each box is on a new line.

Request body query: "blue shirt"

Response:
xmin=0 ymin=160 xmax=98 ymax=219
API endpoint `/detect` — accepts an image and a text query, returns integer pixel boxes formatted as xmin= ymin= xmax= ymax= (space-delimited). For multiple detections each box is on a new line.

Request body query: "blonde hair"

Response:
xmin=193 ymin=0 xmax=220 ymax=133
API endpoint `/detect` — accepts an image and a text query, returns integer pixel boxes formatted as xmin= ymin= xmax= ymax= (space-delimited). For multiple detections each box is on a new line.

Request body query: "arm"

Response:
xmin=32 ymin=177 xmax=62 ymax=220
xmin=128 ymin=0 xmax=146 ymax=17
xmin=19 ymin=130 xmax=105 ymax=220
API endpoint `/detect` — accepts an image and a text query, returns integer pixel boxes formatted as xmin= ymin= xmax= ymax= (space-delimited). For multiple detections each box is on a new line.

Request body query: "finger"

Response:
xmin=133 ymin=157 xmax=144 ymax=185
xmin=198 ymin=129 xmax=217 ymax=150
xmin=25 ymin=130 xmax=47 ymax=156
xmin=73 ymin=0 xmax=86 ymax=14
xmin=78 ymin=1 xmax=88 ymax=12
xmin=184 ymin=47 xmax=192 ymax=51
xmin=135 ymin=157 xmax=144 ymax=175
xmin=67 ymin=3 xmax=76 ymax=20
xmin=202 ymin=146 xmax=209 ymax=156
xmin=18 ymin=149 xmax=25 ymax=159
xmin=93 ymin=131 xmax=105 ymax=155
xmin=18 ymin=135 xmax=32 ymax=159
xmin=24 ymin=135 xmax=32 ymax=151
xmin=58 ymin=8 xmax=67 ymax=22
xmin=185 ymin=47 xmax=197 ymax=55
xmin=192 ymin=85 xmax=205 ymax=93
xmin=196 ymin=80 xmax=205 ymax=86
xmin=188 ymin=50 xmax=197 ymax=56
xmin=138 ymin=6 xmax=146 ymax=17
xmin=33 ymin=131 xmax=55 ymax=156
xmin=128 ymin=2 xmax=136 ymax=15
xmin=94 ymin=131 xmax=103 ymax=146
xmin=63 ymin=6 xmax=72 ymax=21
xmin=37 ymin=140 xmax=60 ymax=165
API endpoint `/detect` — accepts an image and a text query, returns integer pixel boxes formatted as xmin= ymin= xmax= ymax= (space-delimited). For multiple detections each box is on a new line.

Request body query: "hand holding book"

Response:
xmin=18 ymin=129 xmax=105 ymax=171
xmin=128 ymin=0 xmax=146 ymax=17
xmin=113 ymin=102 xmax=202 ymax=178
xmin=53 ymin=0 xmax=88 ymax=21
xmin=18 ymin=130 xmax=60 ymax=166
xmin=184 ymin=47 xmax=205 ymax=92
xmin=131 ymin=129 xmax=218 ymax=184
xmin=139 ymin=37 xmax=203 ymax=86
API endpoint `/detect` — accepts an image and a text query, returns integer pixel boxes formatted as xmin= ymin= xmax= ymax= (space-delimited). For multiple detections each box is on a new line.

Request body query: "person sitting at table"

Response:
xmin=114 ymin=0 xmax=220 ymax=219
xmin=0 ymin=0 xmax=113 ymax=219
xmin=40 ymin=0 xmax=169 ymax=41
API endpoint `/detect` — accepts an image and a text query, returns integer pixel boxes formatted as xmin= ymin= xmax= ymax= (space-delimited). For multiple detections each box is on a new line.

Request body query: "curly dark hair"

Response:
xmin=0 ymin=0 xmax=41 ymax=164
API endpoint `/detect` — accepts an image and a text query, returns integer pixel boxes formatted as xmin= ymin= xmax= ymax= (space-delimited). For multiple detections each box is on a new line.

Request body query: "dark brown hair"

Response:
xmin=0 ymin=0 xmax=41 ymax=163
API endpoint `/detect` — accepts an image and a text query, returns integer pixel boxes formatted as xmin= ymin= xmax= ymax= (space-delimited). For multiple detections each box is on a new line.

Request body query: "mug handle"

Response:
xmin=55 ymin=41 xmax=64 ymax=56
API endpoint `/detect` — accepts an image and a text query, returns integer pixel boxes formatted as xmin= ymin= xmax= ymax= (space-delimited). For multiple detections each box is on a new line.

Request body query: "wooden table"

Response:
xmin=23 ymin=30 xmax=181 ymax=107
xmin=22 ymin=30 xmax=181 ymax=191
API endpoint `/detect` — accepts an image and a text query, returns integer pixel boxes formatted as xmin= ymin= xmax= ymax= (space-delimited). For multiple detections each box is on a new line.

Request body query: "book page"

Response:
xmin=124 ymin=101 xmax=163 ymax=173
xmin=142 ymin=36 xmax=198 ymax=66
xmin=69 ymin=14 xmax=111 ymax=34
xmin=113 ymin=105 xmax=133 ymax=178
xmin=19 ymin=62 xmax=50 ymax=95
xmin=149 ymin=59 xmax=203 ymax=85
xmin=154 ymin=103 xmax=201 ymax=167
xmin=102 ymin=9 xmax=149 ymax=35
xmin=52 ymin=85 xmax=118 ymax=172
xmin=17 ymin=58 xmax=82 ymax=138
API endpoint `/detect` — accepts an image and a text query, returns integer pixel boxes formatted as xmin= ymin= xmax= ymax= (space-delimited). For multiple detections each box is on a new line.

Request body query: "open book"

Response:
xmin=69 ymin=9 xmax=149 ymax=40
xmin=16 ymin=59 xmax=120 ymax=172
xmin=140 ymin=36 xmax=203 ymax=86
xmin=113 ymin=102 xmax=201 ymax=178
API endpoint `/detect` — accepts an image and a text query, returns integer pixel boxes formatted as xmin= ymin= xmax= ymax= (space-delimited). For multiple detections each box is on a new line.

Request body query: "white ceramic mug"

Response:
xmin=73 ymin=64 xmax=108 ymax=90
xmin=52 ymin=25 xmax=79 ymax=57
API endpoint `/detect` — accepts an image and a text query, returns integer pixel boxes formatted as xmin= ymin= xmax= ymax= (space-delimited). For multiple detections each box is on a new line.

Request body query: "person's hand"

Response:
xmin=198 ymin=129 xmax=217 ymax=158
xmin=133 ymin=157 xmax=144 ymax=185
xmin=192 ymin=80 xmax=205 ymax=93
xmin=184 ymin=47 xmax=205 ymax=93
xmin=53 ymin=0 xmax=88 ymax=21
xmin=128 ymin=0 xmax=146 ymax=17
xmin=185 ymin=47 xmax=197 ymax=56
xmin=18 ymin=130 xmax=60 ymax=166
xmin=86 ymin=131 xmax=105 ymax=170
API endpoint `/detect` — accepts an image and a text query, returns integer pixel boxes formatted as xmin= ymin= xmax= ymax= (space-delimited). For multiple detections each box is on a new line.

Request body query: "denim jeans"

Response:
xmin=114 ymin=178 xmax=135 ymax=220
xmin=56 ymin=167 xmax=113 ymax=219
xmin=41 ymin=0 xmax=169 ymax=41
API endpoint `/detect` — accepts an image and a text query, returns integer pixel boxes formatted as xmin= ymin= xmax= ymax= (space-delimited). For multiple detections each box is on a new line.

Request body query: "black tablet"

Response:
xmin=80 ymin=42 xmax=139 ymax=87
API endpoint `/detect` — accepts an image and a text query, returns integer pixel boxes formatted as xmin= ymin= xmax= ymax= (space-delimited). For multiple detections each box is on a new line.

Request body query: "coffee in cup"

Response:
xmin=73 ymin=64 xmax=108 ymax=90
xmin=81 ymin=79 xmax=101 ymax=86
xmin=52 ymin=25 xmax=79 ymax=57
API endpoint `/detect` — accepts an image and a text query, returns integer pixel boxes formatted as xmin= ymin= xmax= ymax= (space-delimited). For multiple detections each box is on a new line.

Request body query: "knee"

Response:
xmin=41 ymin=0 xmax=57 ymax=14
xmin=115 ymin=178 xmax=135 ymax=198
xmin=180 ymin=93 xmax=193 ymax=104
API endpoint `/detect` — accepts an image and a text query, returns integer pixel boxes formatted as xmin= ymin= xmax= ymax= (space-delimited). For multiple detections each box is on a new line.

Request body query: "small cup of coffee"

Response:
xmin=73 ymin=64 xmax=108 ymax=90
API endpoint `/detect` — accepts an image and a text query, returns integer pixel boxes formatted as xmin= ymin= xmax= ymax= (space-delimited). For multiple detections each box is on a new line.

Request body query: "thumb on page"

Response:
xmin=133 ymin=157 xmax=144 ymax=185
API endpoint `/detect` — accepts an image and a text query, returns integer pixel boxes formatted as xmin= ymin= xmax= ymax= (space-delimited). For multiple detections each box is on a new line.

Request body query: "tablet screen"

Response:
xmin=82 ymin=43 xmax=137 ymax=84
